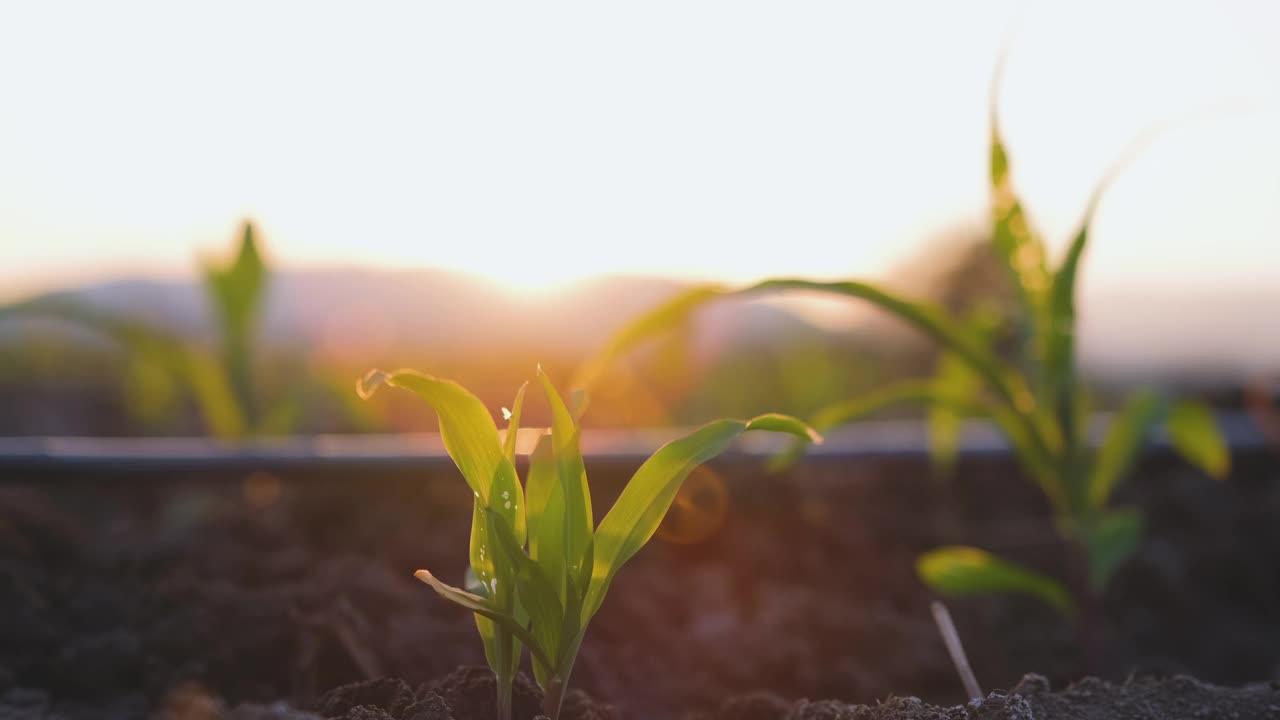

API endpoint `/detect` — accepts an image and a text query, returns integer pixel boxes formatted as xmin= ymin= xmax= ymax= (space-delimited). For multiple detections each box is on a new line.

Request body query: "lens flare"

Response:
xmin=656 ymin=466 xmax=729 ymax=545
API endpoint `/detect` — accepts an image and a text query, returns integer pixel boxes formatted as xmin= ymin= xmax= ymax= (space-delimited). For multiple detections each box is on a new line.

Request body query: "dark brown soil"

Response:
xmin=1 ymin=448 xmax=1277 ymax=718
xmin=697 ymin=674 xmax=1280 ymax=720
xmin=182 ymin=670 xmax=1280 ymax=719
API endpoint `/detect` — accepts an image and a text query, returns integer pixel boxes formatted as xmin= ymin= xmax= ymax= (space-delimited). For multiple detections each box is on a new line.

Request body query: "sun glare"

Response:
xmin=0 ymin=2 xmax=1278 ymax=300
xmin=482 ymin=258 xmax=599 ymax=295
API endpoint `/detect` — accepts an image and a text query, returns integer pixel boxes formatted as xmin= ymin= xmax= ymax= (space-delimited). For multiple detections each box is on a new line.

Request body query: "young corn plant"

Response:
xmin=357 ymin=367 xmax=819 ymax=720
xmin=0 ymin=222 xmax=372 ymax=436
xmin=0 ymin=222 xmax=266 ymax=437
xmin=569 ymin=83 xmax=1229 ymax=658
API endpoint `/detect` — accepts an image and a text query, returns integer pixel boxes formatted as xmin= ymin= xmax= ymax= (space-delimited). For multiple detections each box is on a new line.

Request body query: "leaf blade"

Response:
xmin=537 ymin=370 xmax=593 ymax=583
xmin=1086 ymin=508 xmax=1143 ymax=592
xmin=1089 ymin=391 xmax=1164 ymax=509
xmin=1167 ymin=400 xmax=1230 ymax=479
xmin=358 ymin=369 xmax=510 ymax=502
xmin=502 ymin=382 xmax=529 ymax=464
xmin=413 ymin=569 xmax=552 ymax=671
xmin=570 ymin=285 xmax=728 ymax=395
xmin=583 ymin=414 xmax=818 ymax=622
xmin=486 ymin=508 xmax=566 ymax=674
xmin=525 ymin=432 xmax=568 ymax=602
xmin=571 ymin=278 xmax=1046 ymax=454
xmin=928 ymin=351 xmax=983 ymax=476
xmin=916 ymin=546 xmax=1074 ymax=619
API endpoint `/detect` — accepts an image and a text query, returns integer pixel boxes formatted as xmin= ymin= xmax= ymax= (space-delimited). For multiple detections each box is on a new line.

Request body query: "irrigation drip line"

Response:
xmin=0 ymin=413 xmax=1267 ymax=479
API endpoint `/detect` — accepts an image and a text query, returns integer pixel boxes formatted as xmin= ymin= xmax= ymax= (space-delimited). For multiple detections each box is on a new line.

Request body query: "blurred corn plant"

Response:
xmin=358 ymin=367 xmax=818 ymax=720
xmin=571 ymin=66 xmax=1230 ymax=647
xmin=0 ymin=222 xmax=372 ymax=437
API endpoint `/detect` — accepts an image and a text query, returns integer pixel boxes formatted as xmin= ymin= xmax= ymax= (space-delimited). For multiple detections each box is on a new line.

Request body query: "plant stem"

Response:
xmin=541 ymin=678 xmax=564 ymax=720
xmin=496 ymin=671 xmax=514 ymax=720
xmin=1065 ymin=537 xmax=1102 ymax=675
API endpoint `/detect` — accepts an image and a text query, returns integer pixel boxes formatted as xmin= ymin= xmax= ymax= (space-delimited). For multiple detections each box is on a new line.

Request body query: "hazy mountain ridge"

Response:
xmin=16 ymin=268 xmax=823 ymax=358
xmin=8 ymin=268 xmax=1280 ymax=382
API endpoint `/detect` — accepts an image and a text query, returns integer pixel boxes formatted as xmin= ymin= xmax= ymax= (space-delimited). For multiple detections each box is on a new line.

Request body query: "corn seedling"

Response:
xmin=0 ymin=222 xmax=368 ymax=437
xmin=570 ymin=63 xmax=1230 ymax=656
xmin=357 ymin=367 xmax=819 ymax=720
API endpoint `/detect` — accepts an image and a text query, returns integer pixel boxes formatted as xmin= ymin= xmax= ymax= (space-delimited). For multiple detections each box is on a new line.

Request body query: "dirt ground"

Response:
xmin=1 ymin=448 xmax=1277 ymax=718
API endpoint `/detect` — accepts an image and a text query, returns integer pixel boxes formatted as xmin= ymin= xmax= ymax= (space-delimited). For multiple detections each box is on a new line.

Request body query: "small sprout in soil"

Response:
xmin=571 ymin=52 xmax=1231 ymax=664
xmin=359 ymin=367 xmax=819 ymax=720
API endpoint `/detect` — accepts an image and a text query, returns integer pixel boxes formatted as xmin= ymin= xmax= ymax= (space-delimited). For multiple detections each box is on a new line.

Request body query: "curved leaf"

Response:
xmin=570 ymin=278 xmax=1050 ymax=462
xmin=1089 ymin=391 xmax=1164 ymax=509
xmin=583 ymin=414 xmax=819 ymax=622
xmin=768 ymin=379 xmax=952 ymax=473
xmin=357 ymin=369 xmax=513 ymax=503
xmin=570 ymin=285 xmax=727 ymax=394
xmin=917 ymin=546 xmax=1074 ymax=619
xmin=203 ymin=221 xmax=268 ymax=358
xmin=771 ymin=380 xmax=1063 ymax=511
xmin=989 ymin=121 xmax=1052 ymax=380
xmin=359 ymin=368 xmax=526 ymax=685
xmin=1047 ymin=130 xmax=1157 ymax=443
xmin=526 ymin=433 xmax=567 ymax=602
xmin=413 ymin=569 xmax=552 ymax=671
xmin=1 ymin=298 xmax=247 ymax=437
xmin=203 ymin=221 xmax=268 ymax=420
xmin=537 ymin=370 xmax=593 ymax=582
xmin=748 ymin=279 xmax=1034 ymax=415
xmin=486 ymin=508 xmax=566 ymax=676
xmin=928 ymin=351 xmax=985 ymax=477
xmin=1167 ymin=401 xmax=1230 ymax=479
xmin=502 ymin=381 xmax=529 ymax=463
xmin=1086 ymin=508 xmax=1143 ymax=592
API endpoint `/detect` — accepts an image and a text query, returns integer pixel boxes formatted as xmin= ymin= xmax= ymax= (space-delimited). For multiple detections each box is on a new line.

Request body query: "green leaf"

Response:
xmin=568 ymin=275 xmax=1065 ymax=504
xmin=571 ymin=278 xmax=1046 ymax=455
xmin=570 ymin=285 xmax=728 ymax=395
xmin=751 ymin=279 xmax=1035 ymax=417
xmin=203 ymin=221 xmax=269 ymax=420
xmin=1167 ymin=401 xmax=1230 ymax=479
xmin=739 ymin=412 xmax=824 ymax=443
xmin=203 ymin=221 xmax=268 ymax=351
xmin=463 ymin=566 xmax=488 ymax=597
xmin=1086 ymin=508 xmax=1143 ymax=592
xmin=583 ymin=414 xmax=818 ymax=622
xmin=358 ymin=368 xmax=527 ymax=684
xmin=474 ymin=443 xmax=525 ymax=630
xmin=180 ymin=345 xmax=249 ymax=439
xmin=1045 ymin=221 xmax=1087 ymax=428
xmin=928 ymin=350 xmax=984 ymax=476
xmin=526 ymin=433 xmax=568 ymax=602
xmin=502 ymin=382 xmax=529 ymax=464
xmin=813 ymin=380 xmax=963 ymax=428
xmin=413 ymin=569 xmax=553 ymax=671
xmin=1089 ymin=391 xmax=1164 ymax=509
xmin=916 ymin=546 xmax=1074 ymax=619
xmin=1045 ymin=118 xmax=1168 ymax=451
xmin=357 ymin=369 xmax=513 ymax=503
xmin=767 ymin=379 xmax=949 ymax=472
xmin=537 ymin=370 xmax=593 ymax=582
xmin=486 ymin=508 xmax=566 ymax=677
xmin=470 ymin=488 xmax=524 ymax=675
xmin=989 ymin=122 xmax=1053 ymax=381
xmin=772 ymin=378 xmax=1064 ymax=511
xmin=1 ymin=298 xmax=248 ymax=438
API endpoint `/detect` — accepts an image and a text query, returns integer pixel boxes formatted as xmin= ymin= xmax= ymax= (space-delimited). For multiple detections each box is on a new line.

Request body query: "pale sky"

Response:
xmin=1 ymin=1 xmax=1278 ymax=301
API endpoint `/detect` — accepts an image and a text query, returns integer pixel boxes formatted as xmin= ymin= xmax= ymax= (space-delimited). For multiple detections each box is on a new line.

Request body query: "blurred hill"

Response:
xmin=36 ymin=264 xmax=1280 ymax=382
xmin=2 ymin=259 xmax=1278 ymax=436
xmin=29 ymin=269 xmax=818 ymax=361
xmin=0 ymin=268 xmax=856 ymax=435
